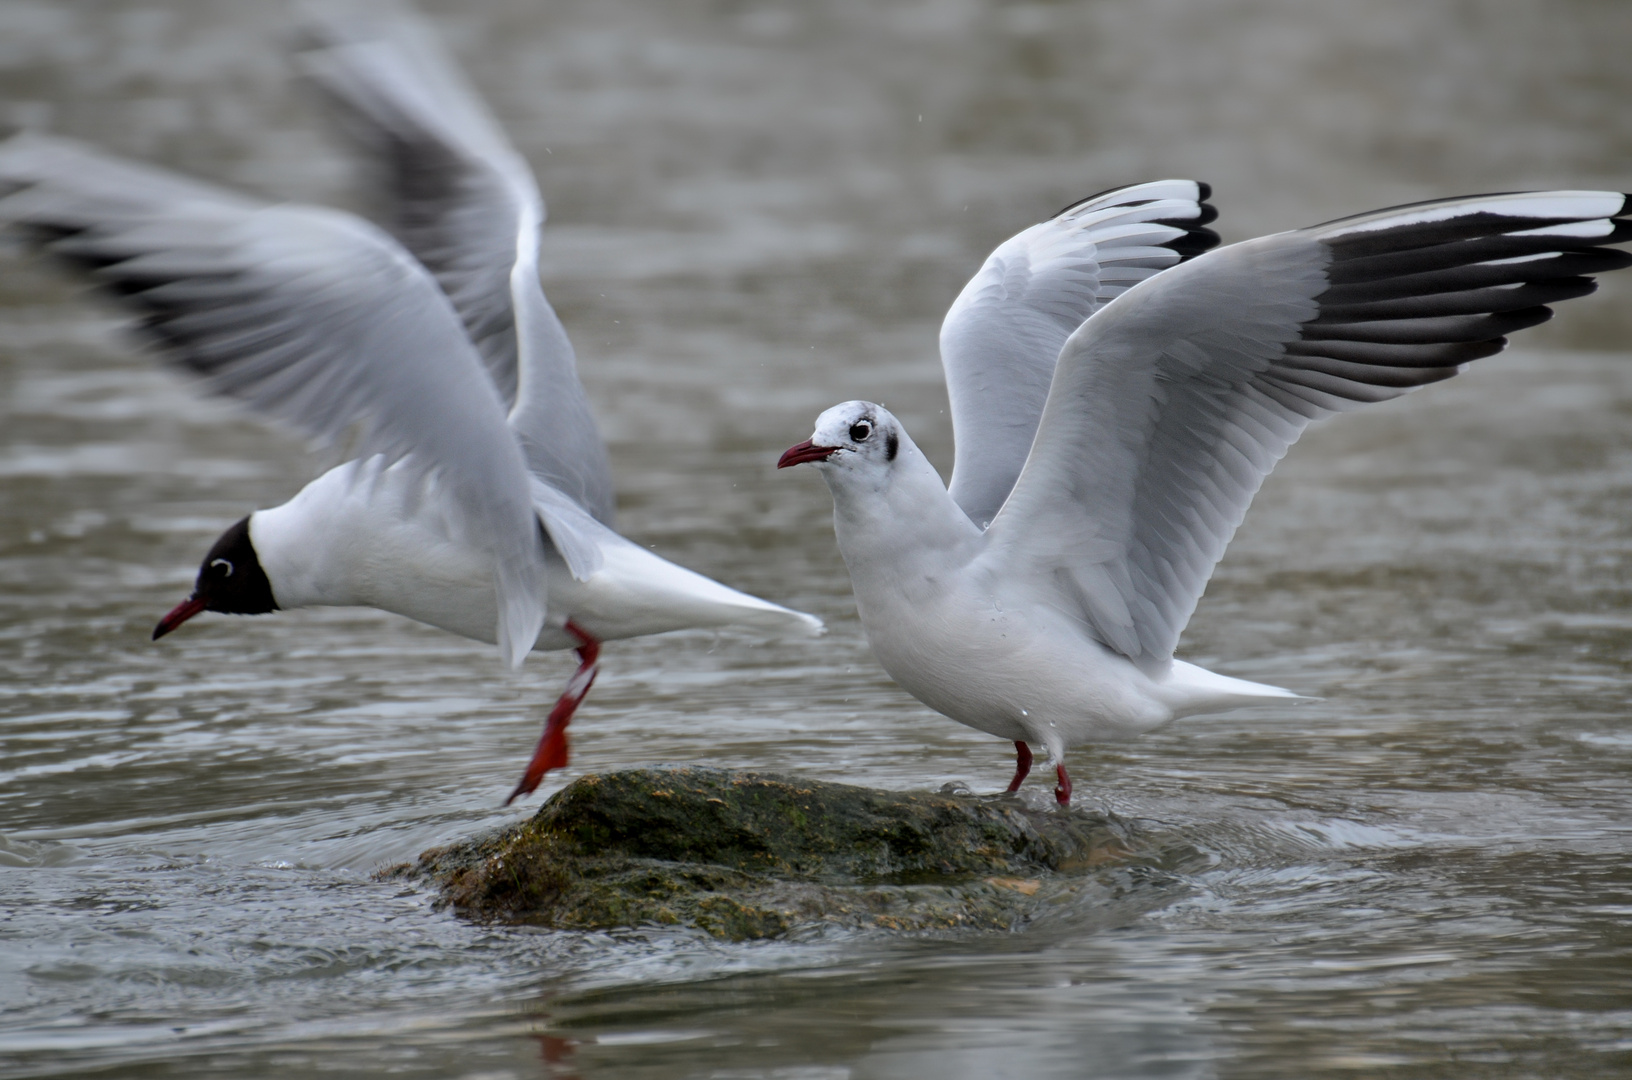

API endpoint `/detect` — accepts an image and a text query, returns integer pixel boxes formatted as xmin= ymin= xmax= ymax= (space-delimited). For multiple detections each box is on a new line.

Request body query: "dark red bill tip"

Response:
xmin=777 ymin=439 xmax=838 ymax=468
xmin=152 ymin=595 xmax=207 ymax=641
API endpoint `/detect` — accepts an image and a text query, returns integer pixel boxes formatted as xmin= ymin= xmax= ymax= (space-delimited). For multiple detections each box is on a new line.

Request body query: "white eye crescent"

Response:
xmin=210 ymin=558 xmax=234 ymax=577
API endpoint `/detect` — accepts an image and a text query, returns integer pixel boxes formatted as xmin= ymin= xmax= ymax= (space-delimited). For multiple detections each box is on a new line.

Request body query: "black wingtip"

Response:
xmin=1161 ymin=226 xmax=1220 ymax=258
xmin=1050 ymin=179 xmax=1215 ymax=223
xmin=1601 ymin=218 xmax=1632 ymax=246
xmin=1595 ymin=248 xmax=1632 ymax=272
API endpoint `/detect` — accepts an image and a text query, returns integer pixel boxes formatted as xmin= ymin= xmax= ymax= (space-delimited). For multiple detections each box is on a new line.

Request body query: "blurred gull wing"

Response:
xmin=940 ymin=180 xmax=1218 ymax=528
xmin=0 ymin=131 xmax=548 ymax=667
xmin=297 ymin=2 xmax=615 ymax=525
xmin=295 ymin=0 xmax=531 ymax=402
xmin=983 ymin=190 xmax=1632 ymax=665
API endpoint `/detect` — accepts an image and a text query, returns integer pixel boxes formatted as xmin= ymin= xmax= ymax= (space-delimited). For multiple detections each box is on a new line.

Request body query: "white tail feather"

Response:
xmin=1164 ymin=659 xmax=1308 ymax=718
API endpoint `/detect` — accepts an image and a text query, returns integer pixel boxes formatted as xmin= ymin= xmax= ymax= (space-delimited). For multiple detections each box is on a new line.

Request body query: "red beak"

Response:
xmin=152 ymin=595 xmax=207 ymax=641
xmin=778 ymin=439 xmax=838 ymax=468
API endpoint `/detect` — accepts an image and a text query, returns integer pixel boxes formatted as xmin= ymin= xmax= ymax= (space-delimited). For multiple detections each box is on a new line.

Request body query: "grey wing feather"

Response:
xmin=984 ymin=189 xmax=1632 ymax=666
xmin=529 ymin=475 xmax=605 ymax=581
xmin=0 ymin=131 xmax=549 ymax=666
xmin=940 ymin=180 xmax=1219 ymax=528
xmin=297 ymin=3 xmax=616 ymax=525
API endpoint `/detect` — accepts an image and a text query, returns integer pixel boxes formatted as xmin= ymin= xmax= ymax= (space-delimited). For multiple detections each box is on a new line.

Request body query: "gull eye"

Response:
xmin=849 ymin=420 xmax=872 ymax=442
xmin=210 ymin=558 xmax=234 ymax=578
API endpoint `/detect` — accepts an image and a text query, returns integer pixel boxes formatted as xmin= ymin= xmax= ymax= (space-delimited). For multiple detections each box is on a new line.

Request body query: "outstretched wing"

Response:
xmin=940 ymin=180 xmax=1219 ymax=528
xmin=0 ymin=132 xmax=548 ymax=667
xmin=298 ymin=3 xmax=615 ymax=525
xmin=983 ymin=190 xmax=1632 ymax=665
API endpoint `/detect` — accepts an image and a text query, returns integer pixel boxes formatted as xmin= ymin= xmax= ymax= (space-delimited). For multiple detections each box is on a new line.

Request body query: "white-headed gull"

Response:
xmin=0 ymin=10 xmax=821 ymax=803
xmin=780 ymin=181 xmax=1631 ymax=805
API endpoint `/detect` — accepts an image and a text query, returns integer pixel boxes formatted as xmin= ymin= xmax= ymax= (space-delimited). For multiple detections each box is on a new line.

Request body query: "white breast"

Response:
xmin=858 ymin=574 xmax=1178 ymax=749
xmin=251 ymin=460 xmax=512 ymax=642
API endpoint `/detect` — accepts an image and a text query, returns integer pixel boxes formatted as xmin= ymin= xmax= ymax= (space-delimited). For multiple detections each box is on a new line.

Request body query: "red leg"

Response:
xmin=1054 ymin=762 xmax=1073 ymax=807
xmin=505 ymin=621 xmax=600 ymax=806
xmin=1006 ymin=741 xmax=1033 ymax=793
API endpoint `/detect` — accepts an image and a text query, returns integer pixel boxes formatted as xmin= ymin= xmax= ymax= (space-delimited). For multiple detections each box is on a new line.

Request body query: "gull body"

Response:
xmin=252 ymin=456 xmax=811 ymax=651
xmin=0 ymin=5 xmax=819 ymax=802
xmin=783 ymin=181 xmax=1632 ymax=803
xmin=801 ymin=402 xmax=1294 ymax=759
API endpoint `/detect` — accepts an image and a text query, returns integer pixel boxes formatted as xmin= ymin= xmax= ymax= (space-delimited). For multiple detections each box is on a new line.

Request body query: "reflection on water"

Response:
xmin=3 ymin=1 xmax=1632 ymax=1077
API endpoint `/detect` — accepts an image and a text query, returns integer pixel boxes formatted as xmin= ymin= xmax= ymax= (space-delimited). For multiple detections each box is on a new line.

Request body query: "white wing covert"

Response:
xmin=0 ymin=132 xmax=549 ymax=667
xmin=984 ymin=190 xmax=1632 ymax=666
xmin=298 ymin=4 xmax=616 ymax=526
xmin=940 ymin=180 xmax=1219 ymax=528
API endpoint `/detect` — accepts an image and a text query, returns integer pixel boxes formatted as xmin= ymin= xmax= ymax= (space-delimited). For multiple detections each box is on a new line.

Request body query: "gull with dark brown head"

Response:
xmin=781 ymin=182 xmax=1631 ymax=805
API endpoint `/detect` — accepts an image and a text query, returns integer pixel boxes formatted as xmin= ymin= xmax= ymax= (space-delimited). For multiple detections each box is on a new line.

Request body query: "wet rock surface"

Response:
xmin=389 ymin=767 xmax=1198 ymax=939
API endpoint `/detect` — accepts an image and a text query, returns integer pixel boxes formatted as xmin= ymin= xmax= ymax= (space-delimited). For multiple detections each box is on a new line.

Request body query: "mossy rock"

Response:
xmin=387 ymin=766 xmax=1192 ymax=940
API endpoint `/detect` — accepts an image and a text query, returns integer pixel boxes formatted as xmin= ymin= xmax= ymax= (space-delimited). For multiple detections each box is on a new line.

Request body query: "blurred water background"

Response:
xmin=2 ymin=1 xmax=1631 ymax=1076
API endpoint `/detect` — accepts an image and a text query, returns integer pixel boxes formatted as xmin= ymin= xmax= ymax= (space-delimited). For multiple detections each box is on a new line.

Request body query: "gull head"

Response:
xmin=152 ymin=515 xmax=280 ymax=640
xmin=777 ymin=400 xmax=902 ymax=479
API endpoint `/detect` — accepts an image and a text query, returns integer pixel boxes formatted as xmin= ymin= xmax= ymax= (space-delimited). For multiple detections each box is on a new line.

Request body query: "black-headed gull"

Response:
xmin=781 ymin=182 xmax=1631 ymax=805
xmin=0 ymin=11 xmax=821 ymax=803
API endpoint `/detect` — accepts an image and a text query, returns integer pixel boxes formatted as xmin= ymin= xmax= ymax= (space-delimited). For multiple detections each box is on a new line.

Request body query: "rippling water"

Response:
xmin=3 ymin=2 xmax=1631 ymax=1076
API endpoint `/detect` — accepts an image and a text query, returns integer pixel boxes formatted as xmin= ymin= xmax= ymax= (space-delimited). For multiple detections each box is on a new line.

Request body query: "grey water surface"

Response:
xmin=3 ymin=1 xmax=1632 ymax=1077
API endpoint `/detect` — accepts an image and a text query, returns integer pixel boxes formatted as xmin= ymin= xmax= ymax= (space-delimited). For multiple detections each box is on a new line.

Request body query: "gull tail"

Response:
xmin=616 ymin=536 xmax=825 ymax=636
xmin=1163 ymin=658 xmax=1312 ymax=718
xmin=572 ymin=531 xmax=825 ymax=642
xmin=530 ymin=478 xmax=823 ymax=640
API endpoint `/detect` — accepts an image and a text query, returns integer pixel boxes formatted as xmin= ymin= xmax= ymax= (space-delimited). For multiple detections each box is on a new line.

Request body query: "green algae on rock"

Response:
xmin=389 ymin=766 xmax=1181 ymax=940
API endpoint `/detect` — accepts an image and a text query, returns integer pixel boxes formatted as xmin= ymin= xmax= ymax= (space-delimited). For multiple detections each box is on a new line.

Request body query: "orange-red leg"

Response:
xmin=1054 ymin=763 xmax=1072 ymax=807
xmin=504 ymin=621 xmax=600 ymax=806
xmin=1006 ymin=741 xmax=1032 ymax=793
